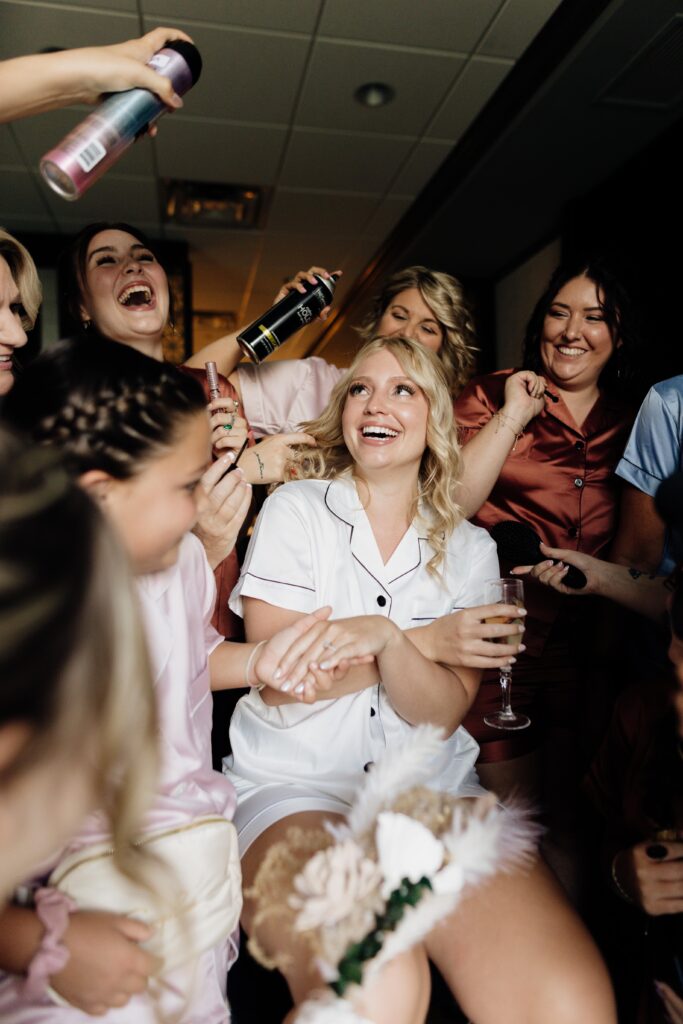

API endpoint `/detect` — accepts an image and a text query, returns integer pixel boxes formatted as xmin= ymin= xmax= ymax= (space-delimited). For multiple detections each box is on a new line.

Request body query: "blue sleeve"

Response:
xmin=616 ymin=385 xmax=683 ymax=495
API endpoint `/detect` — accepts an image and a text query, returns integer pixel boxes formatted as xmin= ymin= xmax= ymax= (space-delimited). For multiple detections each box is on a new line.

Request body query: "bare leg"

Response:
xmin=425 ymin=857 xmax=616 ymax=1024
xmin=242 ymin=812 xmax=431 ymax=1024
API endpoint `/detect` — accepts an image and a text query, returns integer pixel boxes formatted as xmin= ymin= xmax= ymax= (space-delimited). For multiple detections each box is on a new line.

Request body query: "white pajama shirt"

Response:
xmin=224 ymin=476 xmax=499 ymax=852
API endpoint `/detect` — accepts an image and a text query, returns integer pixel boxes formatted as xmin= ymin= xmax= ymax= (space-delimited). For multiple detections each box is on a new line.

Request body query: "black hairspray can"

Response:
xmin=237 ymin=273 xmax=338 ymax=363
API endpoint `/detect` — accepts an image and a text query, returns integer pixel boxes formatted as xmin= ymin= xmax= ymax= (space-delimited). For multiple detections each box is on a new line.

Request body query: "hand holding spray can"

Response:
xmin=40 ymin=39 xmax=202 ymax=200
xmin=237 ymin=273 xmax=339 ymax=363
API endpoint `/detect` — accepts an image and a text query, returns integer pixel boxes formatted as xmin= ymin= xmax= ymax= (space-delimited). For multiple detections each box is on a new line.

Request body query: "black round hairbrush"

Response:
xmin=489 ymin=520 xmax=587 ymax=589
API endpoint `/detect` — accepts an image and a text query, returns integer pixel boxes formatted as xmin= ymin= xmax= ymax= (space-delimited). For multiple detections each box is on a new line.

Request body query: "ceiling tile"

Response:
xmin=319 ymin=0 xmax=504 ymax=53
xmin=11 ymin=108 xmax=157 ymax=178
xmin=39 ymin=174 xmax=161 ymax=229
xmin=0 ymin=126 xmax=24 ymax=167
xmin=0 ymin=2 xmax=137 ymax=59
xmin=27 ymin=0 xmax=137 ymax=9
xmin=144 ymin=17 xmax=309 ymax=124
xmin=361 ymin=195 xmax=413 ymax=239
xmin=154 ymin=118 xmax=287 ymax=186
xmin=478 ymin=0 xmax=563 ymax=59
xmin=427 ymin=57 xmax=513 ymax=139
xmin=267 ymin=189 xmax=380 ymax=235
xmin=0 ymin=167 xmax=54 ymax=222
xmin=142 ymin=0 xmax=321 ymax=33
xmin=254 ymin=232 xmax=355 ymax=287
xmin=298 ymin=40 xmax=465 ymax=135
xmin=280 ymin=129 xmax=414 ymax=192
xmin=389 ymin=139 xmax=453 ymax=193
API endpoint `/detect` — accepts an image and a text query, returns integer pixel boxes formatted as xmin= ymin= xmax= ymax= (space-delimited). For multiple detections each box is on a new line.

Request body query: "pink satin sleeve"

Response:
xmin=237 ymin=357 xmax=344 ymax=436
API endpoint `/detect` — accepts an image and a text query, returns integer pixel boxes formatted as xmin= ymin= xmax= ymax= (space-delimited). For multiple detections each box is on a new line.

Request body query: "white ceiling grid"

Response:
xmin=0 ymin=0 xmax=561 ymax=355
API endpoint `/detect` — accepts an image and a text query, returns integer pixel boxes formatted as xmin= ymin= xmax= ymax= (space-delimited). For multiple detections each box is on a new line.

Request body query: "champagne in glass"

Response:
xmin=483 ymin=578 xmax=530 ymax=730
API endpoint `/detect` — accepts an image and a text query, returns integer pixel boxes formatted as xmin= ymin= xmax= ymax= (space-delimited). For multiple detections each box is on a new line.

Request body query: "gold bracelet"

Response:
xmin=245 ymin=640 xmax=266 ymax=690
xmin=495 ymin=411 xmax=525 ymax=452
xmin=610 ymin=853 xmax=635 ymax=904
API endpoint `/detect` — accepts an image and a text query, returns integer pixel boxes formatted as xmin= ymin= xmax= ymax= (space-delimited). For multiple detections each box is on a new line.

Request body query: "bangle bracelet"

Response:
xmin=23 ymin=888 xmax=77 ymax=999
xmin=245 ymin=640 xmax=266 ymax=689
xmin=495 ymin=411 xmax=524 ymax=452
xmin=610 ymin=853 xmax=635 ymax=904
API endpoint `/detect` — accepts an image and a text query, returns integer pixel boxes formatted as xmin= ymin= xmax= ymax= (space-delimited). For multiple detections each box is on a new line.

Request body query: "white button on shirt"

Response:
xmin=225 ymin=476 xmax=499 ymax=852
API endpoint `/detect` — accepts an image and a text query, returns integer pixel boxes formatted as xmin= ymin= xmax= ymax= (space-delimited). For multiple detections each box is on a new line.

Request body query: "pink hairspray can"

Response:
xmin=40 ymin=40 xmax=202 ymax=200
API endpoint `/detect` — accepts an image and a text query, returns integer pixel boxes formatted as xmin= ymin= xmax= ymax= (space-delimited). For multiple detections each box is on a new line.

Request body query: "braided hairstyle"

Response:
xmin=4 ymin=337 xmax=206 ymax=479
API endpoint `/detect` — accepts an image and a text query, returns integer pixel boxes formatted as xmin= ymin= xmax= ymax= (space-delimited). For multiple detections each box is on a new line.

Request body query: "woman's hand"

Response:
xmin=613 ymin=840 xmax=683 ymax=915
xmin=420 ymin=604 xmax=526 ymax=669
xmin=511 ymin=542 xmax=602 ymax=596
xmin=193 ymin=455 xmax=252 ymax=569
xmin=239 ymin=433 xmax=316 ymax=485
xmin=256 ymin=607 xmax=361 ymax=702
xmin=262 ymin=615 xmax=398 ymax=700
xmin=501 ymin=370 xmax=548 ymax=428
xmin=51 ymin=911 xmax=156 ymax=1015
xmin=273 ymin=266 xmax=342 ymax=322
xmin=208 ymin=398 xmax=249 ymax=454
xmin=79 ymin=28 xmax=193 ymax=107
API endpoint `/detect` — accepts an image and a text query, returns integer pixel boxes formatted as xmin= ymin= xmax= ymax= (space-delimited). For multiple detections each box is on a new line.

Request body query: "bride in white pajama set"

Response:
xmin=225 ymin=336 xmax=617 ymax=1024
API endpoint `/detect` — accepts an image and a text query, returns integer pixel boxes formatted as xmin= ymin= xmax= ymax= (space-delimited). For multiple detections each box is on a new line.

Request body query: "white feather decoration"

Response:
xmin=342 ymin=724 xmax=447 ymax=839
xmin=375 ymin=813 xmax=444 ymax=897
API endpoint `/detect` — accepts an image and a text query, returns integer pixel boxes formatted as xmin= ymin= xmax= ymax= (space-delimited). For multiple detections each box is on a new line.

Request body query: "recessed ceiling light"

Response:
xmin=354 ymin=82 xmax=395 ymax=108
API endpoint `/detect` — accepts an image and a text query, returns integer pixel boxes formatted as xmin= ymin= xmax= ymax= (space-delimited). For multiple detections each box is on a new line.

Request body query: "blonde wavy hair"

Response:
xmin=0 ymin=227 xmax=42 ymax=329
xmin=288 ymin=336 xmax=464 ymax=578
xmin=356 ymin=266 xmax=477 ymax=395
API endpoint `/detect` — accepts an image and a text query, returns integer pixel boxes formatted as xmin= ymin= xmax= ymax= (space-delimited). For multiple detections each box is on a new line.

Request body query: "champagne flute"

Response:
xmin=483 ymin=577 xmax=530 ymax=730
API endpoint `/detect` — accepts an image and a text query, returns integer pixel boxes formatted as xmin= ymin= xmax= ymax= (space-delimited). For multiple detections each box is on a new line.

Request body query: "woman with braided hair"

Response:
xmin=0 ymin=338 xmax=343 ymax=1022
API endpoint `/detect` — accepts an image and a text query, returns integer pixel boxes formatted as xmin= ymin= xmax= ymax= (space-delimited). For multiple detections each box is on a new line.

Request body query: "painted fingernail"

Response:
xmin=646 ymin=843 xmax=668 ymax=860
xmin=509 ymin=657 xmax=516 ymax=664
xmin=279 ymin=679 xmax=292 ymax=692
xmin=294 ymin=683 xmax=305 ymax=695
xmin=223 ymin=451 xmax=236 ymax=463
xmin=273 ymin=668 xmax=282 ymax=680
xmin=519 ymin=644 xmax=526 ymax=652
xmin=519 ymin=608 xmax=527 ymax=615
xmin=320 ymin=660 xmax=332 ymax=671
xmin=654 ymin=980 xmax=665 ymax=999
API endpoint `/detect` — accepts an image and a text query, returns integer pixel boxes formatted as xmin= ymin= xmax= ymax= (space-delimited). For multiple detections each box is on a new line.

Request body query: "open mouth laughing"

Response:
xmin=117 ymin=282 xmax=155 ymax=309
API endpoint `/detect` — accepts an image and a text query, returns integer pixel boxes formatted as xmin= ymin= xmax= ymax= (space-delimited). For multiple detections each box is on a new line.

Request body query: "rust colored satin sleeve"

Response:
xmin=455 ymin=369 xmax=635 ymax=655
xmin=179 ymin=364 xmax=254 ymax=640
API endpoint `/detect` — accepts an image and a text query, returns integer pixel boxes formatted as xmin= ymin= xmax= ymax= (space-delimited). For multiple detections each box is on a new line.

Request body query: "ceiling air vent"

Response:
xmin=163 ymin=181 xmax=268 ymax=228
xmin=598 ymin=14 xmax=683 ymax=110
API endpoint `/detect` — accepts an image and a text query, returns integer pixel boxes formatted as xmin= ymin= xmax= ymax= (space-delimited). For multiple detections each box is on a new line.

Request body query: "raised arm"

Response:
xmin=0 ymin=28 xmax=192 ymax=123
xmin=184 ymin=265 xmax=340 ymax=380
xmin=456 ymin=371 xmax=547 ymax=518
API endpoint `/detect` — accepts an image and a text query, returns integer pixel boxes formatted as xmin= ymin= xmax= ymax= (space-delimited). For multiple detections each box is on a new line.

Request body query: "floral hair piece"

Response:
xmin=247 ymin=726 xmax=540 ymax=1022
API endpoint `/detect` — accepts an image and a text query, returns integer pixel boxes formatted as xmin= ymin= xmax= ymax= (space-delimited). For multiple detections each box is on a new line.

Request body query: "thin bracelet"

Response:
xmin=255 ymin=452 xmax=265 ymax=480
xmin=610 ymin=853 xmax=635 ymax=904
xmin=495 ymin=411 xmax=525 ymax=452
xmin=245 ymin=640 xmax=266 ymax=689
